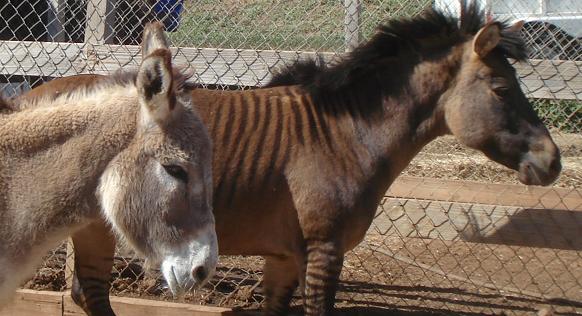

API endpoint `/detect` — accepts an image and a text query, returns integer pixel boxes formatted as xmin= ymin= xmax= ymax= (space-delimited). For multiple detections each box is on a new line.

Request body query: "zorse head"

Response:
xmin=443 ymin=8 xmax=561 ymax=186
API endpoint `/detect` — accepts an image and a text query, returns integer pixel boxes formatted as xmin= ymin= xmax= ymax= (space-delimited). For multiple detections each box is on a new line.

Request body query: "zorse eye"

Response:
xmin=493 ymin=86 xmax=509 ymax=96
xmin=163 ymin=164 xmax=188 ymax=183
xmin=491 ymin=78 xmax=509 ymax=97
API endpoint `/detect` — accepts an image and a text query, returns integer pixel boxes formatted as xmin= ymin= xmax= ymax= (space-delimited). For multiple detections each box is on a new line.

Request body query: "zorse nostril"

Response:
xmin=193 ymin=266 xmax=207 ymax=281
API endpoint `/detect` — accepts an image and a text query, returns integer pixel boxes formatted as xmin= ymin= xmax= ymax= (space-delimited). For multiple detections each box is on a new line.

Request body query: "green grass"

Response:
xmin=168 ymin=0 xmax=432 ymax=51
xmin=533 ymin=99 xmax=582 ymax=133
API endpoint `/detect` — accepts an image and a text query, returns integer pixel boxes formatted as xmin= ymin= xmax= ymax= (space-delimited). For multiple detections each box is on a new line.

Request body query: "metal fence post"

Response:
xmin=344 ymin=0 xmax=361 ymax=52
xmin=65 ymin=238 xmax=75 ymax=290
xmin=85 ymin=0 xmax=118 ymax=44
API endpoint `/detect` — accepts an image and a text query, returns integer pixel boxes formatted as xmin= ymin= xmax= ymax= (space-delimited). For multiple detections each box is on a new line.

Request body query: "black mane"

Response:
xmin=266 ymin=1 xmax=526 ymax=96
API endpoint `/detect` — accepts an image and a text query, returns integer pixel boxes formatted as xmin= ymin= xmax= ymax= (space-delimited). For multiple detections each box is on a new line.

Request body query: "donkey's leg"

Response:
xmin=70 ymin=220 xmax=116 ymax=316
xmin=263 ymin=256 xmax=300 ymax=316
xmin=303 ymin=241 xmax=343 ymax=316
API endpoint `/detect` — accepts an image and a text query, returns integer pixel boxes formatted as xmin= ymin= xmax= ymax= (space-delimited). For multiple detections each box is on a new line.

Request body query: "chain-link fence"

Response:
xmin=1 ymin=0 xmax=581 ymax=314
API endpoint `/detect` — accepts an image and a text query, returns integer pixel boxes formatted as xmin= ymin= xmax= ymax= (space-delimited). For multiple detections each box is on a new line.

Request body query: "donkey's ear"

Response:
xmin=473 ymin=23 xmax=501 ymax=58
xmin=136 ymin=49 xmax=176 ymax=126
xmin=141 ymin=22 xmax=170 ymax=58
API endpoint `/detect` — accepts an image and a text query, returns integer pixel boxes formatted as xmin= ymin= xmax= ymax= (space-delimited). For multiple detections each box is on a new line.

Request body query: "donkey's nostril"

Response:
xmin=193 ymin=266 xmax=207 ymax=282
xmin=550 ymin=155 xmax=562 ymax=173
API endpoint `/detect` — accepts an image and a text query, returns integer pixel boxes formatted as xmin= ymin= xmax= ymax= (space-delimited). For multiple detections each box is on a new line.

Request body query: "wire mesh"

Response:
xmin=3 ymin=0 xmax=581 ymax=314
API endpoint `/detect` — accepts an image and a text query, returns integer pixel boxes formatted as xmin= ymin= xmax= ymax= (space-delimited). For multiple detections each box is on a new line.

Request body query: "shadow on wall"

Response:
xmin=474 ymin=208 xmax=582 ymax=251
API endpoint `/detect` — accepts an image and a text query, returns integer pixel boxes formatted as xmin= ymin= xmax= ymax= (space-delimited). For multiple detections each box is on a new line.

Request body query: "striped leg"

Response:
xmin=303 ymin=241 xmax=343 ymax=316
xmin=71 ymin=220 xmax=116 ymax=316
xmin=263 ymin=256 xmax=300 ymax=316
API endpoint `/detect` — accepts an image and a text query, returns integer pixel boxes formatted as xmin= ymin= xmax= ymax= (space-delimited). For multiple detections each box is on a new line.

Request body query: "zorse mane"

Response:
xmin=0 ymin=95 xmax=17 ymax=114
xmin=266 ymin=1 xmax=526 ymax=100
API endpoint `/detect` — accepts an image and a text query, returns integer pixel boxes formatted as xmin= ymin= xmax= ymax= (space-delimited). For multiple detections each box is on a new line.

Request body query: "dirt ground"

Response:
xmin=24 ymin=132 xmax=582 ymax=315
xmin=402 ymin=132 xmax=582 ymax=189
xmin=28 ymin=238 xmax=582 ymax=315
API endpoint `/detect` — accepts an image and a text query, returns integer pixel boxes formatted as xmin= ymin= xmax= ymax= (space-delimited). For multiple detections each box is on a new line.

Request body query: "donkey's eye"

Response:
xmin=163 ymin=164 xmax=188 ymax=183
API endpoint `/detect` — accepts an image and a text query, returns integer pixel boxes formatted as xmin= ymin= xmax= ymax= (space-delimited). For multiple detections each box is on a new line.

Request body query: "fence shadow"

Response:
xmin=332 ymin=280 xmax=582 ymax=315
xmin=471 ymin=208 xmax=582 ymax=250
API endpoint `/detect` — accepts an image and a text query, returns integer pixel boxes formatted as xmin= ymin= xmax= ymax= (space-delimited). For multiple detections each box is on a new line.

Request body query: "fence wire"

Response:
xmin=3 ymin=0 xmax=581 ymax=314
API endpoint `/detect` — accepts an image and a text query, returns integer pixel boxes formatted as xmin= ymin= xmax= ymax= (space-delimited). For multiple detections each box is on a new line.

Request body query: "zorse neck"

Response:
xmin=359 ymin=45 xmax=463 ymax=182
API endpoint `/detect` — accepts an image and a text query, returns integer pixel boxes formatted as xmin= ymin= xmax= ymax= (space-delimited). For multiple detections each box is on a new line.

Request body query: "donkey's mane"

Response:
xmin=266 ymin=1 xmax=526 ymax=104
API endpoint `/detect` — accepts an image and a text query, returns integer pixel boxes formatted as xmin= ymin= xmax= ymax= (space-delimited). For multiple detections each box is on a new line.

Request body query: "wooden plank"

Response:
xmin=388 ymin=176 xmax=582 ymax=211
xmin=0 ymin=41 xmax=84 ymax=77
xmin=85 ymin=44 xmax=339 ymax=86
xmin=0 ymin=289 xmax=63 ymax=316
xmin=2 ymin=289 xmax=239 ymax=316
xmin=0 ymin=41 xmax=338 ymax=86
xmin=63 ymin=292 xmax=236 ymax=316
xmin=85 ymin=0 xmax=117 ymax=44
xmin=344 ymin=0 xmax=361 ymax=52
xmin=0 ymin=41 xmax=578 ymax=98
xmin=513 ymin=59 xmax=582 ymax=100
xmin=371 ymin=198 xmax=582 ymax=250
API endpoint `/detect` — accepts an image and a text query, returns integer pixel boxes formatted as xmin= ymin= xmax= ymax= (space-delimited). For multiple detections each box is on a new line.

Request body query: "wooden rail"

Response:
xmin=0 ymin=40 xmax=580 ymax=99
xmin=388 ymin=176 xmax=582 ymax=210
xmin=0 ymin=290 xmax=239 ymax=316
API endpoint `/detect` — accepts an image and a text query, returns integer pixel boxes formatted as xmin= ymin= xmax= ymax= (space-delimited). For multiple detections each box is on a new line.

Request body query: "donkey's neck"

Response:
xmin=0 ymin=88 xmax=139 ymax=253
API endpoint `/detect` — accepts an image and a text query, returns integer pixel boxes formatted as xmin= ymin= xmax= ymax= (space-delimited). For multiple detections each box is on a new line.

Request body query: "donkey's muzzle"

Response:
xmin=161 ymin=225 xmax=218 ymax=297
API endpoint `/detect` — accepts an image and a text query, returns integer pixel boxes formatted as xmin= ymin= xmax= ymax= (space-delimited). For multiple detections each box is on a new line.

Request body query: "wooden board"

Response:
xmin=0 ymin=40 xmax=579 ymax=99
xmin=0 ymin=290 xmax=63 ymax=316
xmin=388 ymin=176 xmax=582 ymax=211
xmin=514 ymin=59 xmax=582 ymax=100
xmin=63 ymin=294 xmax=234 ymax=316
xmin=0 ymin=41 xmax=336 ymax=87
xmin=0 ymin=290 xmax=237 ymax=316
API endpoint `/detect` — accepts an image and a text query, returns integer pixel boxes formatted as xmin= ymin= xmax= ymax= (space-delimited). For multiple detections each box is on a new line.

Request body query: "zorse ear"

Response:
xmin=473 ymin=23 xmax=501 ymax=58
xmin=136 ymin=49 xmax=176 ymax=126
xmin=506 ymin=20 xmax=524 ymax=33
xmin=142 ymin=22 xmax=170 ymax=58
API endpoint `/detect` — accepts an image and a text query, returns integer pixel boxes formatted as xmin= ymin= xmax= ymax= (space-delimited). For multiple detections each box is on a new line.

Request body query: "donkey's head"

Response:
xmin=443 ymin=6 xmax=561 ymax=186
xmin=98 ymin=22 xmax=217 ymax=296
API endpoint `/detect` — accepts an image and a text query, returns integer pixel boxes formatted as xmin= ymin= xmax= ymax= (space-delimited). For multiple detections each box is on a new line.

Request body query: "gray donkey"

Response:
xmin=0 ymin=23 xmax=217 ymax=305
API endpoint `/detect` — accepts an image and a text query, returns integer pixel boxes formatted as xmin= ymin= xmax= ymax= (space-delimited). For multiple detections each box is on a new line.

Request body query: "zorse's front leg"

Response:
xmin=71 ymin=220 xmax=116 ymax=316
xmin=303 ymin=241 xmax=343 ymax=316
